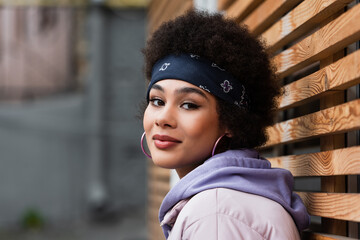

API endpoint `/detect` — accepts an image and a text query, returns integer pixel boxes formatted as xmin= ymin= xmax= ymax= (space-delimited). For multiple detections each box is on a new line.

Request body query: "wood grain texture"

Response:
xmin=148 ymin=0 xmax=168 ymax=32
xmin=303 ymin=232 xmax=358 ymax=240
xmin=273 ymin=3 xmax=360 ymax=78
xmin=268 ymin=146 xmax=360 ymax=176
xmin=148 ymin=179 xmax=170 ymax=195
xmin=149 ymin=165 xmax=170 ymax=180
xmin=243 ymin=0 xmax=301 ymax=36
xmin=148 ymin=0 xmax=193 ymax=34
xmin=148 ymin=220 xmax=165 ymax=240
xmin=148 ymin=190 xmax=165 ymax=239
xmin=147 ymin=0 xmax=161 ymax=20
xmin=218 ymin=0 xmax=236 ymax=11
xmin=278 ymin=50 xmax=360 ymax=110
xmin=319 ymin=49 xmax=347 ymax=235
xmin=297 ymin=192 xmax=360 ymax=222
xmin=263 ymin=0 xmax=353 ymax=54
xmin=148 ymin=192 xmax=164 ymax=207
xmin=266 ymin=99 xmax=360 ymax=147
xmin=225 ymin=0 xmax=263 ymax=22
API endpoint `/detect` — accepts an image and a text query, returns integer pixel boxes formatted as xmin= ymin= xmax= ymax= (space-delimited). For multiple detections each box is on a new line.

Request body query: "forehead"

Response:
xmin=150 ymin=79 xmax=215 ymax=100
xmin=152 ymin=79 xmax=196 ymax=88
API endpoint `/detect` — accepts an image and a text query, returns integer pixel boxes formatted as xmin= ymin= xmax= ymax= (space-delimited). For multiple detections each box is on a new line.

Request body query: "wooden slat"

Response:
xmin=297 ymin=192 xmax=360 ymax=222
xmin=262 ymin=0 xmax=353 ymax=53
xmin=303 ymin=232 xmax=358 ymax=240
xmin=268 ymin=146 xmax=360 ymax=177
xmin=225 ymin=0 xmax=262 ymax=22
xmin=266 ymin=99 xmax=360 ymax=147
xmin=149 ymin=165 xmax=170 ymax=180
xmin=278 ymin=50 xmax=360 ymax=110
xmin=148 ymin=0 xmax=192 ymax=34
xmin=148 ymin=220 xmax=165 ymax=240
xmin=148 ymin=207 xmax=159 ymax=219
xmin=148 ymin=206 xmax=163 ymax=238
xmin=218 ymin=0 xmax=236 ymax=11
xmin=157 ymin=0 xmax=184 ymax=24
xmin=148 ymin=179 xmax=170 ymax=195
xmin=148 ymin=0 xmax=169 ymax=32
xmin=273 ymin=3 xmax=360 ymax=78
xmin=243 ymin=0 xmax=301 ymax=36
xmin=147 ymin=0 xmax=161 ymax=18
xmin=148 ymin=192 xmax=164 ymax=207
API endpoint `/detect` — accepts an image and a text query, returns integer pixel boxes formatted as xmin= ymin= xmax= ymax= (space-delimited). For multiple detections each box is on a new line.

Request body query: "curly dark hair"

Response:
xmin=142 ymin=10 xmax=281 ymax=149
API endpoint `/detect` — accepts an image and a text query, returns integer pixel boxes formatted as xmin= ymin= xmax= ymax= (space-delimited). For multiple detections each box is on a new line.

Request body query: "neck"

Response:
xmin=175 ymin=164 xmax=200 ymax=178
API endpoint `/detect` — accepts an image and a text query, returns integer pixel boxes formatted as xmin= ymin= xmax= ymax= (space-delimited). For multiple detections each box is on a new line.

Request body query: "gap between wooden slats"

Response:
xmin=268 ymin=146 xmax=360 ymax=176
xmin=263 ymin=0 xmax=353 ymax=54
xmin=225 ymin=0 xmax=262 ymax=22
xmin=243 ymin=0 xmax=301 ymax=36
xmin=297 ymin=192 xmax=360 ymax=222
xmin=273 ymin=3 xmax=360 ymax=78
xmin=278 ymin=50 xmax=360 ymax=110
xmin=302 ymin=231 xmax=358 ymax=240
xmin=265 ymin=99 xmax=360 ymax=147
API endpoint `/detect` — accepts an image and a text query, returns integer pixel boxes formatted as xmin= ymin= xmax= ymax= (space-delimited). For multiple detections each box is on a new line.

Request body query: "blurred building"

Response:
xmin=0 ymin=1 xmax=148 ymax=238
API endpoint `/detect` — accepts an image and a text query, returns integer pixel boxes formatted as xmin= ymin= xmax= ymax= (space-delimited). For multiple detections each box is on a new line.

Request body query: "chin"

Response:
xmin=151 ymin=154 xmax=179 ymax=169
xmin=152 ymin=160 xmax=177 ymax=169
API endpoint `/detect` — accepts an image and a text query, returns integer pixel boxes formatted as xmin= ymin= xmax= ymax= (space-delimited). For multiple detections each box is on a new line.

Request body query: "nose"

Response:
xmin=155 ymin=105 xmax=177 ymax=128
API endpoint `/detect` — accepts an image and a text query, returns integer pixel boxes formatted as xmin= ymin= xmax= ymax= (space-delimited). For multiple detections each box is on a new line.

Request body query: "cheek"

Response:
xmin=143 ymin=107 xmax=152 ymax=131
xmin=185 ymin=113 xmax=220 ymax=140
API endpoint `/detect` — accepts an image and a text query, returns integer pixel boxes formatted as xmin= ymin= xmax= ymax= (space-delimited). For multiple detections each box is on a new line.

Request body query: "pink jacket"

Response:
xmin=162 ymin=188 xmax=300 ymax=240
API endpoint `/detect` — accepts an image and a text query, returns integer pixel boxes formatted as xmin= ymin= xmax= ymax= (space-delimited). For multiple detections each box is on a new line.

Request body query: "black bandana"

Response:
xmin=147 ymin=54 xmax=249 ymax=109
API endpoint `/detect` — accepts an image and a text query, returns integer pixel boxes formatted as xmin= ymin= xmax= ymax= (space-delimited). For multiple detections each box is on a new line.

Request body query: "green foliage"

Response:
xmin=21 ymin=208 xmax=45 ymax=230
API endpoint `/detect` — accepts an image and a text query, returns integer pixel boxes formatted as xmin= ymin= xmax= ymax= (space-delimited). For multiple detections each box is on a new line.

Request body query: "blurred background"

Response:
xmin=0 ymin=0 xmax=149 ymax=239
xmin=2 ymin=0 xmax=358 ymax=239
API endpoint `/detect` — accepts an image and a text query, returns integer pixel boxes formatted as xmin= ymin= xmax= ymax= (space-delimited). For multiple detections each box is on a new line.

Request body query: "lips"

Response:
xmin=153 ymin=134 xmax=181 ymax=149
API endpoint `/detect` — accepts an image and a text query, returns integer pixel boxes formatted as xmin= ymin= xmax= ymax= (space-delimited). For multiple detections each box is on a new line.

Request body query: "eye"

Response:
xmin=149 ymin=98 xmax=164 ymax=107
xmin=181 ymin=102 xmax=199 ymax=110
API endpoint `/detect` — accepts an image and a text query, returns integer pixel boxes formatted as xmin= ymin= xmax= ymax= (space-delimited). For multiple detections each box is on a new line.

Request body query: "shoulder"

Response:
xmin=169 ymin=188 xmax=300 ymax=240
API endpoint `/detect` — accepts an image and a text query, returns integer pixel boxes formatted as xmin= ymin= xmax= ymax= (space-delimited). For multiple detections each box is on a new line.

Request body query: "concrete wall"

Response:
xmin=0 ymin=7 xmax=147 ymax=229
xmin=103 ymin=8 xmax=147 ymax=213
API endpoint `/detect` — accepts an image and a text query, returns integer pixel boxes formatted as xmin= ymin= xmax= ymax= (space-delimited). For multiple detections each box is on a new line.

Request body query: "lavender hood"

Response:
xmin=159 ymin=149 xmax=310 ymax=237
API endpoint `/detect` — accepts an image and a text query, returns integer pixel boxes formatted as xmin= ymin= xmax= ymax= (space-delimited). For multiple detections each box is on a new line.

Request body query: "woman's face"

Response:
xmin=143 ymin=79 xmax=226 ymax=177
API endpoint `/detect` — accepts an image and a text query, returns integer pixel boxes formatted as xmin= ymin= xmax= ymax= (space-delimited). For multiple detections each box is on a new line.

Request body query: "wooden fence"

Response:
xmin=148 ymin=0 xmax=360 ymax=239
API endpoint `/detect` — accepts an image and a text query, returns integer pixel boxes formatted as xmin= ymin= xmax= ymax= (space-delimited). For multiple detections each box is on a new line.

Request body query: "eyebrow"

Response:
xmin=151 ymin=84 xmax=164 ymax=92
xmin=175 ymin=87 xmax=208 ymax=99
xmin=151 ymin=83 xmax=208 ymax=99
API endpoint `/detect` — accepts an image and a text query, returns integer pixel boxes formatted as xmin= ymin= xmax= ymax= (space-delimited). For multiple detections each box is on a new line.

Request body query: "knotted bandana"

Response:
xmin=147 ymin=54 xmax=249 ymax=109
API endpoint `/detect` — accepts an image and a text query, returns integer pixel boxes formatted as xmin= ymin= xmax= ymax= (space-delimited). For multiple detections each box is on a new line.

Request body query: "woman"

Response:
xmin=141 ymin=10 xmax=310 ymax=239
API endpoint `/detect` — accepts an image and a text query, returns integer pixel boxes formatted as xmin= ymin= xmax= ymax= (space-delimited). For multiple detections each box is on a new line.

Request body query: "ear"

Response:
xmin=224 ymin=129 xmax=233 ymax=138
